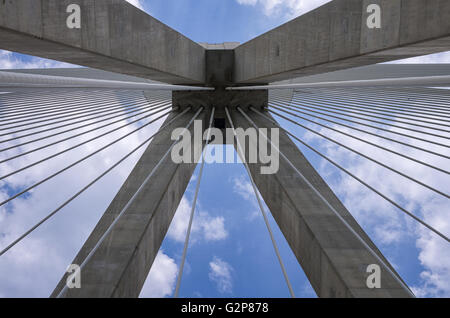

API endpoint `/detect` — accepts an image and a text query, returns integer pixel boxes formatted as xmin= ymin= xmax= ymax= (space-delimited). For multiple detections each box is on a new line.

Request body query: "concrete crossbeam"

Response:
xmin=172 ymin=90 xmax=268 ymax=110
xmin=0 ymin=0 xmax=205 ymax=85
xmin=51 ymin=109 xmax=208 ymax=298
xmin=230 ymin=109 xmax=413 ymax=297
xmin=2 ymin=1 xmax=447 ymax=87
xmin=234 ymin=0 xmax=450 ymax=84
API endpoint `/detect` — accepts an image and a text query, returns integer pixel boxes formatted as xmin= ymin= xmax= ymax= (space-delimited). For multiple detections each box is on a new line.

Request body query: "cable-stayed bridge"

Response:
xmin=0 ymin=0 xmax=449 ymax=298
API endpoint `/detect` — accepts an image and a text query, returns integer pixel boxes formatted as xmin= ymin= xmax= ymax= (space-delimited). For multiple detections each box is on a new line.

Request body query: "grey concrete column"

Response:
xmin=229 ymin=108 xmax=413 ymax=298
xmin=51 ymin=108 xmax=208 ymax=298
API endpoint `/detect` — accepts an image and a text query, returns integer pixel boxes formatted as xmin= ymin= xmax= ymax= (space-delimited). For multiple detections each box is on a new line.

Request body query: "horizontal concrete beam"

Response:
xmin=0 ymin=70 xmax=214 ymax=90
xmin=173 ymin=89 xmax=268 ymax=109
xmin=228 ymin=75 xmax=450 ymax=90
xmin=0 ymin=0 xmax=205 ymax=85
xmin=234 ymin=0 xmax=450 ymax=84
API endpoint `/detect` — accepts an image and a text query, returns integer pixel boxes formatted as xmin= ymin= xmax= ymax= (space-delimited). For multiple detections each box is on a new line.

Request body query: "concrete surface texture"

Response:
xmin=0 ymin=0 xmax=205 ymax=84
xmin=234 ymin=0 xmax=450 ymax=84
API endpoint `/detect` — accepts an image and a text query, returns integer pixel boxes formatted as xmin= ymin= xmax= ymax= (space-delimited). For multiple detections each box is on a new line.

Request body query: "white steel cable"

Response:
xmin=0 ymin=70 xmax=214 ymax=91
xmin=0 ymin=96 xmax=170 ymax=143
xmin=225 ymin=107 xmax=296 ymax=298
xmin=266 ymin=101 xmax=450 ymax=159
xmin=0 ymin=89 xmax=143 ymax=112
xmin=270 ymin=97 xmax=450 ymax=135
xmin=226 ymin=75 xmax=450 ymax=90
xmin=174 ymin=107 xmax=216 ymax=298
xmin=0 ymin=99 xmax=170 ymax=152
xmin=250 ymin=107 xmax=450 ymax=244
xmin=270 ymin=99 xmax=450 ymax=148
xmin=294 ymin=90 xmax=450 ymax=119
xmin=0 ymin=90 xmax=153 ymax=119
xmin=266 ymin=107 xmax=450 ymax=199
xmin=288 ymin=95 xmax=450 ymax=125
xmin=0 ymin=103 xmax=171 ymax=163
xmin=0 ymin=105 xmax=172 ymax=179
xmin=0 ymin=107 xmax=194 ymax=258
xmin=0 ymin=109 xmax=174 ymax=208
xmin=266 ymin=105 xmax=449 ymax=174
xmin=0 ymin=98 xmax=156 ymax=137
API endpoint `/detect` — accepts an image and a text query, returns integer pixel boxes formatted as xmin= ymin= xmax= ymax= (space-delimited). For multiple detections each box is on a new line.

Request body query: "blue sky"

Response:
xmin=131 ymin=0 xmax=331 ymax=44
xmin=149 ymin=161 xmax=315 ymax=298
xmin=0 ymin=0 xmax=449 ymax=298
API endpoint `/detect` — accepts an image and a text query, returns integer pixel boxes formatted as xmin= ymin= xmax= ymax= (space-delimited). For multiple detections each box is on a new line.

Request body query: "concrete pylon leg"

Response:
xmin=229 ymin=108 xmax=413 ymax=298
xmin=51 ymin=108 xmax=208 ymax=298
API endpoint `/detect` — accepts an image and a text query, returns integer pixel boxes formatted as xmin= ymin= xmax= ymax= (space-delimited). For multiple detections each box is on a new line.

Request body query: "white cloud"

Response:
xmin=126 ymin=0 xmax=145 ymax=11
xmin=236 ymin=0 xmax=331 ymax=18
xmin=140 ymin=250 xmax=178 ymax=298
xmin=232 ymin=176 xmax=254 ymax=201
xmin=231 ymin=176 xmax=260 ymax=220
xmin=202 ymin=216 xmax=227 ymax=241
xmin=387 ymin=51 xmax=450 ymax=64
xmin=167 ymin=197 xmax=228 ymax=243
xmin=0 ymin=50 xmax=77 ymax=70
xmin=208 ymin=256 xmax=233 ymax=294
